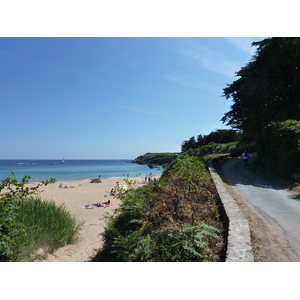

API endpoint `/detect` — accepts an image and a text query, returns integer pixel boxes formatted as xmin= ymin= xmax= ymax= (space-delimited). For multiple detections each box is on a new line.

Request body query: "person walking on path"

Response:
xmin=242 ymin=150 xmax=250 ymax=168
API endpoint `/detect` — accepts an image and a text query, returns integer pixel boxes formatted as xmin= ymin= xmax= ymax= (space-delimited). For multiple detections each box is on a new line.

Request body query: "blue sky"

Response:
xmin=1 ymin=37 xmax=265 ymax=159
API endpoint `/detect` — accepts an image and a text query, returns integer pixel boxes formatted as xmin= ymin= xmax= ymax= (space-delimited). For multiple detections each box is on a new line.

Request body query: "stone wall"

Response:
xmin=208 ymin=157 xmax=254 ymax=262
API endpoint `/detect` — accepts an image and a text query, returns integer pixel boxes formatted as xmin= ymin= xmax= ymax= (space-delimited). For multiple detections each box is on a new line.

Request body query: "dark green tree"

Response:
xmin=221 ymin=37 xmax=300 ymax=138
xmin=181 ymin=136 xmax=197 ymax=152
xmin=196 ymin=134 xmax=205 ymax=147
xmin=255 ymin=120 xmax=300 ymax=178
xmin=204 ymin=129 xmax=241 ymax=144
xmin=181 ymin=130 xmax=241 ymax=153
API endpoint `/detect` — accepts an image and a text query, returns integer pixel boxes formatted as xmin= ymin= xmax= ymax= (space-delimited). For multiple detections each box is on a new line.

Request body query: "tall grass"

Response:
xmin=13 ymin=197 xmax=82 ymax=261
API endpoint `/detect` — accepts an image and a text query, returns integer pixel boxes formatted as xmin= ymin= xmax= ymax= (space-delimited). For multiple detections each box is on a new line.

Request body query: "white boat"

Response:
xmin=61 ymin=157 xmax=66 ymax=164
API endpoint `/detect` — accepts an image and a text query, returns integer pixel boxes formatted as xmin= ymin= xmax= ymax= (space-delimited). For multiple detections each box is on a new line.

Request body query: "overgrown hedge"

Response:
xmin=255 ymin=120 xmax=300 ymax=179
xmin=185 ymin=142 xmax=239 ymax=158
xmin=92 ymin=155 xmax=226 ymax=262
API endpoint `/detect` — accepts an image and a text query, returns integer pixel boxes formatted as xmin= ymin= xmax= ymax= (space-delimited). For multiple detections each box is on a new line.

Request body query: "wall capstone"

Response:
xmin=208 ymin=157 xmax=254 ymax=262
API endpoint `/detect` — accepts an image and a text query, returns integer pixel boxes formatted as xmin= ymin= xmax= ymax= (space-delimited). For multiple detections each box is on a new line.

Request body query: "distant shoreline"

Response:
xmin=0 ymin=159 xmax=163 ymax=183
xmin=29 ymin=175 xmax=160 ymax=185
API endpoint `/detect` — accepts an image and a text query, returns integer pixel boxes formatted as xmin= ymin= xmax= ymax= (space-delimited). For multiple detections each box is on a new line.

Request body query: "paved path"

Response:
xmin=222 ymin=157 xmax=300 ymax=251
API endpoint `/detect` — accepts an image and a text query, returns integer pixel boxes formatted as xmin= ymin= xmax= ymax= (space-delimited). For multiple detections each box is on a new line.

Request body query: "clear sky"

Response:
xmin=1 ymin=37 xmax=266 ymax=159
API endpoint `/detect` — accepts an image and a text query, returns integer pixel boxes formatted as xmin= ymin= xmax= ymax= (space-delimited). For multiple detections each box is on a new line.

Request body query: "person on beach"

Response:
xmin=83 ymin=205 xmax=93 ymax=209
xmin=93 ymin=200 xmax=111 ymax=207
xmin=109 ymin=188 xmax=116 ymax=196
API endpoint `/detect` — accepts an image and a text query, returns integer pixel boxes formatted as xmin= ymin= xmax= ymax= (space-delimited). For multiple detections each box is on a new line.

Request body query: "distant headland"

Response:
xmin=131 ymin=152 xmax=179 ymax=168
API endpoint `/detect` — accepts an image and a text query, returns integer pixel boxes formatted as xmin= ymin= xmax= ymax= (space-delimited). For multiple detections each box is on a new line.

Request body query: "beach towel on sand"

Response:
xmin=83 ymin=205 xmax=93 ymax=209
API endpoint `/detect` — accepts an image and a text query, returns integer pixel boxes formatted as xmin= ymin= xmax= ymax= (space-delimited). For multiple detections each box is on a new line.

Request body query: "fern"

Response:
xmin=151 ymin=223 xmax=220 ymax=262
xmin=92 ymin=155 xmax=225 ymax=262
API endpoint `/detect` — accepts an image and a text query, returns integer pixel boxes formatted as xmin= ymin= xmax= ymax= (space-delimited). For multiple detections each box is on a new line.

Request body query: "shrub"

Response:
xmin=185 ymin=141 xmax=239 ymax=158
xmin=92 ymin=155 xmax=225 ymax=262
xmin=0 ymin=173 xmax=54 ymax=261
xmin=160 ymin=154 xmax=209 ymax=182
xmin=256 ymin=120 xmax=300 ymax=179
xmin=0 ymin=196 xmax=27 ymax=262
xmin=150 ymin=222 xmax=220 ymax=262
xmin=0 ymin=173 xmax=80 ymax=261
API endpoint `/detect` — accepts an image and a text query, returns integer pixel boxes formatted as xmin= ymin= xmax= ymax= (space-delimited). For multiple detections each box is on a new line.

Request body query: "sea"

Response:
xmin=0 ymin=159 xmax=164 ymax=182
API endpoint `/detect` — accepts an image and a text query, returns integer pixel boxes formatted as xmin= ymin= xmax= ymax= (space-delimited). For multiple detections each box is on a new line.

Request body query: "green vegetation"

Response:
xmin=221 ymin=38 xmax=300 ymax=140
xmin=92 ymin=154 xmax=226 ymax=262
xmin=120 ymin=38 xmax=300 ymax=261
xmin=181 ymin=129 xmax=241 ymax=152
xmin=131 ymin=152 xmax=179 ymax=166
xmin=255 ymin=120 xmax=300 ymax=179
xmin=0 ymin=173 xmax=81 ymax=262
xmin=219 ymin=37 xmax=300 ymax=181
xmin=95 ymin=38 xmax=300 ymax=262
xmin=14 ymin=197 xmax=81 ymax=261
xmin=185 ymin=141 xmax=240 ymax=158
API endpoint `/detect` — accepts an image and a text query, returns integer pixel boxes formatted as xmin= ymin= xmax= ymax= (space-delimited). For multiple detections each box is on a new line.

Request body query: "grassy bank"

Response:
xmin=91 ymin=154 xmax=226 ymax=262
xmin=13 ymin=197 xmax=82 ymax=261
xmin=0 ymin=175 xmax=81 ymax=262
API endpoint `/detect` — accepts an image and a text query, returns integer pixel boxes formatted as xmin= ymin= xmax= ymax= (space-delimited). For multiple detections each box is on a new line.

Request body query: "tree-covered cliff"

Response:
xmin=131 ymin=152 xmax=179 ymax=167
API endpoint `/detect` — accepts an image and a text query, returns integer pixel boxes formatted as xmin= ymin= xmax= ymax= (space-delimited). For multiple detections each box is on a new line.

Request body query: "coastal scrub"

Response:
xmin=92 ymin=154 xmax=226 ymax=262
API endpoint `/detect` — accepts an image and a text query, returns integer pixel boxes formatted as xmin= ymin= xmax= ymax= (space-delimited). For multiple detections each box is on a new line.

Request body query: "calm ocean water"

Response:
xmin=0 ymin=160 xmax=163 ymax=182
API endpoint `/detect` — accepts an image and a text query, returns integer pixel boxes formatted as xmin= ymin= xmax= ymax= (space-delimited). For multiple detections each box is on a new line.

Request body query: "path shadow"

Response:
xmin=215 ymin=157 xmax=300 ymax=202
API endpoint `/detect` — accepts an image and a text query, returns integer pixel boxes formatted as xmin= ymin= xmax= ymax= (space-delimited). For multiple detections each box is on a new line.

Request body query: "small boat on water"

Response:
xmin=61 ymin=157 xmax=66 ymax=164
xmin=49 ymin=163 xmax=55 ymax=165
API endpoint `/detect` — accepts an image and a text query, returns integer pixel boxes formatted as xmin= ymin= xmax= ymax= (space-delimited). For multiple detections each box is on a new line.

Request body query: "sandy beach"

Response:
xmin=33 ymin=176 xmax=156 ymax=262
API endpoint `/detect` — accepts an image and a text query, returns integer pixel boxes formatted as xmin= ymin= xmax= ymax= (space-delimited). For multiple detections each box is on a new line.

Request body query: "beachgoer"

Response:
xmin=93 ymin=200 xmax=111 ymax=207
xmin=84 ymin=205 xmax=93 ymax=209
xmin=59 ymin=183 xmax=63 ymax=188
xmin=102 ymin=200 xmax=111 ymax=206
